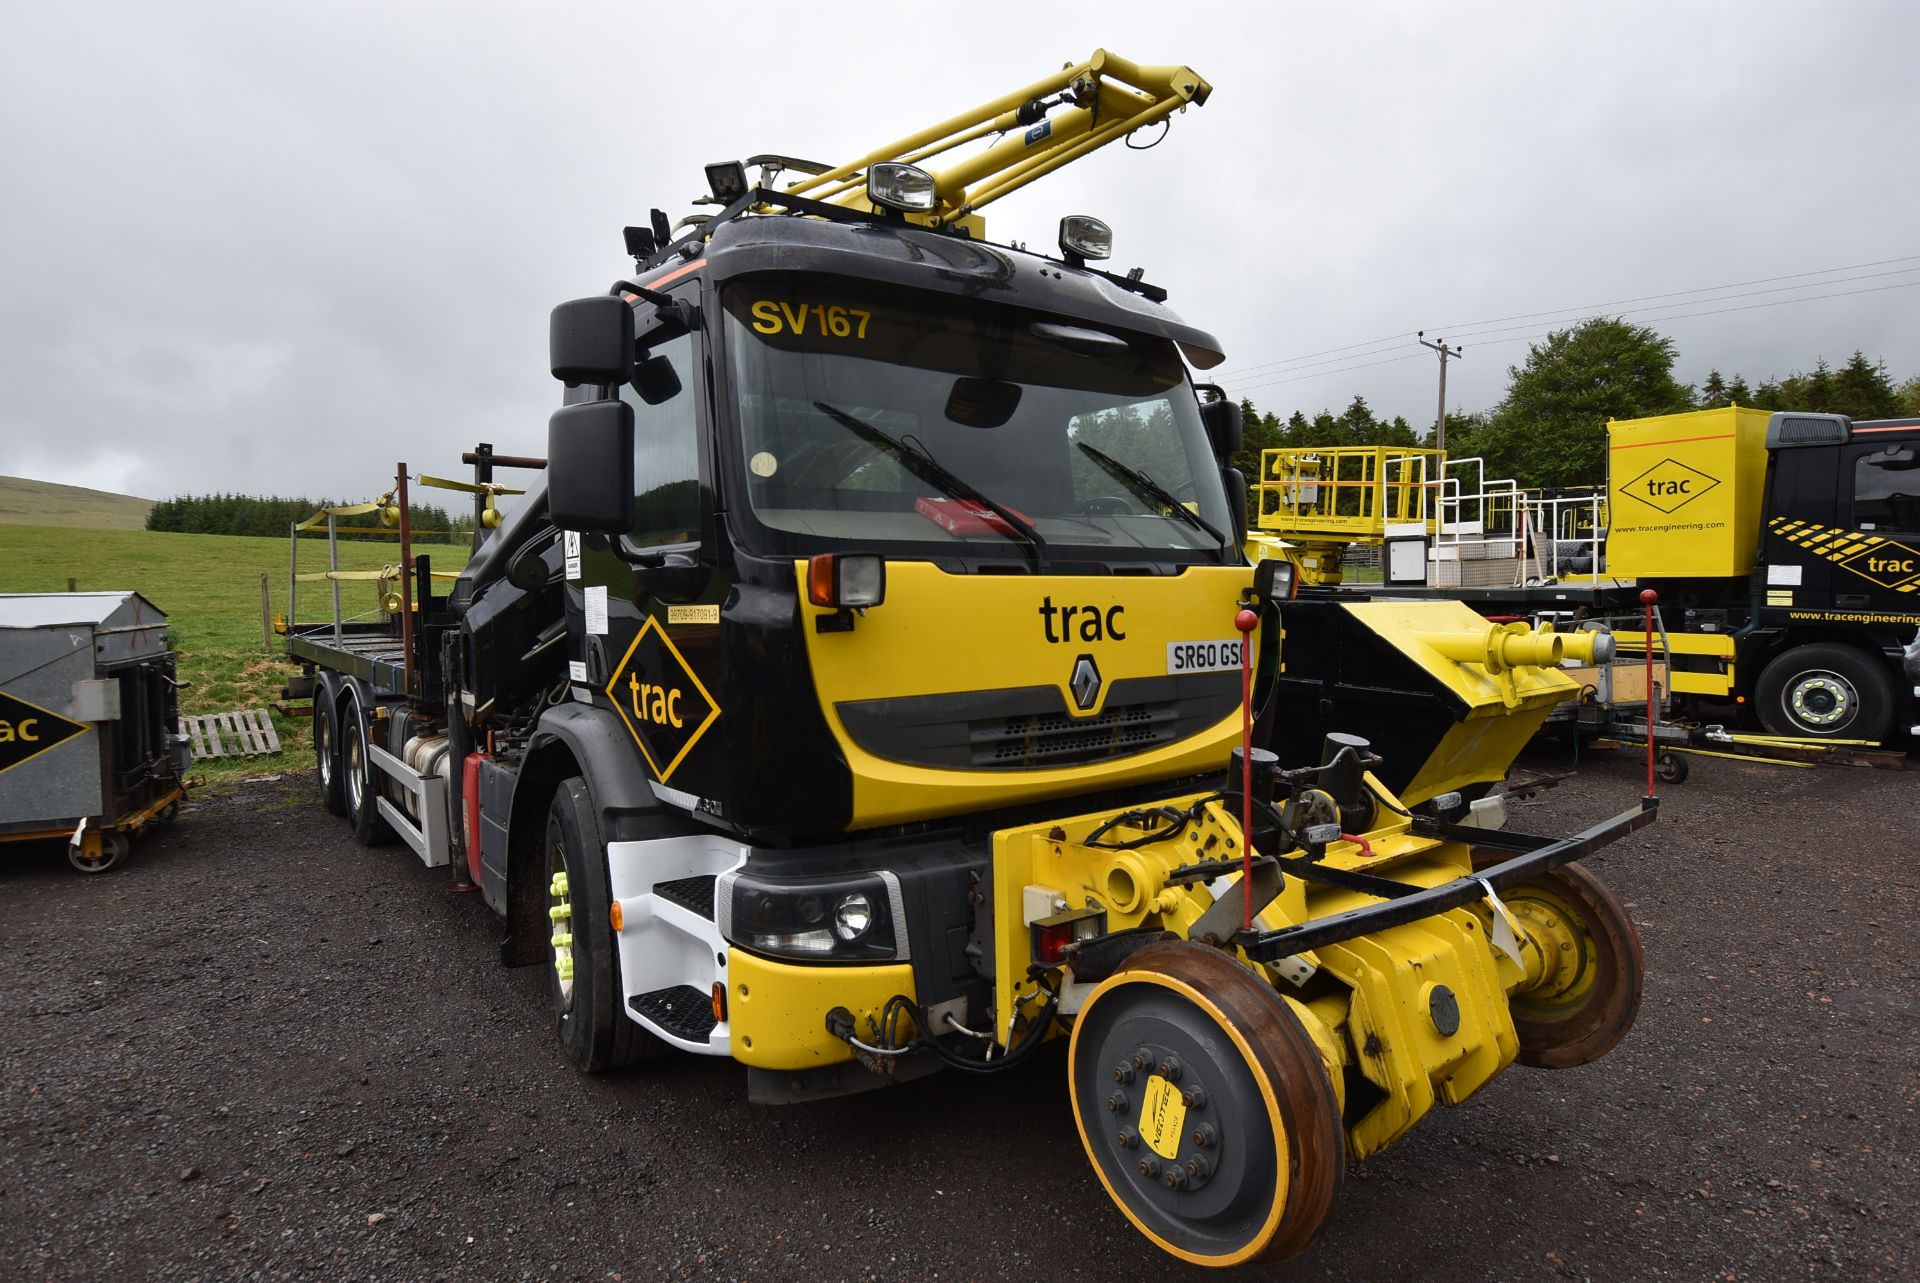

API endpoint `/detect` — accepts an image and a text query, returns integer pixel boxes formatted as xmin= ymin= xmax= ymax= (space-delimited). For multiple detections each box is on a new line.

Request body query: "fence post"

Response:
xmin=260 ymin=574 xmax=272 ymax=650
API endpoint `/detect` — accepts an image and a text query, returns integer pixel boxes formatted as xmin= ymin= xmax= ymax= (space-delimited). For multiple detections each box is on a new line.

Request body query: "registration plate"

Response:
xmin=1167 ymin=640 xmax=1244 ymax=674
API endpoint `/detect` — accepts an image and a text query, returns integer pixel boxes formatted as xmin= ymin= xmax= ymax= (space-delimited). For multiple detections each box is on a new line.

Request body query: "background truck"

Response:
xmin=1258 ymin=406 xmax=1920 ymax=742
xmin=288 ymin=52 xmax=1650 ymax=1267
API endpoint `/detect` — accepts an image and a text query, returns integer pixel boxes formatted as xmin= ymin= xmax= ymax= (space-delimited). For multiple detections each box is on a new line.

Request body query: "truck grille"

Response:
xmin=836 ymin=673 xmax=1239 ymax=772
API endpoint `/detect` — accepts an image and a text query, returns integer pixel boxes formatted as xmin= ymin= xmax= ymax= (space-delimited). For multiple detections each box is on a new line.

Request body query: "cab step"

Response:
xmin=630 ymin=985 xmax=717 ymax=1042
xmin=653 ymin=875 xmax=718 ymax=920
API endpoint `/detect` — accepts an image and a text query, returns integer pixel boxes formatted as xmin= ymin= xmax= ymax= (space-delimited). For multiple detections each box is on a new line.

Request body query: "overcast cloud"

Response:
xmin=2 ymin=1 xmax=1915 ymax=505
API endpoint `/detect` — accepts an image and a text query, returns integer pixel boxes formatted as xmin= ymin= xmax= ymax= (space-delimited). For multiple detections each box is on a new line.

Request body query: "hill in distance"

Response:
xmin=0 ymin=475 xmax=154 ymax=530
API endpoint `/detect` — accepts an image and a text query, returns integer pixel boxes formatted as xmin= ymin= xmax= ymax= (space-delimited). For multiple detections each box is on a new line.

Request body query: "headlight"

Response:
xmin=832 ymin=891 xmax=874 ymax=942
xmin=718 ymin=869 xmax=906 ymax=962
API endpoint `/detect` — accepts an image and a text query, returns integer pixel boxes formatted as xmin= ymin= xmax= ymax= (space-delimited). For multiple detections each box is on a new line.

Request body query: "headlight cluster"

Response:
xmin=718 ymin=869 xmax=906 ymax=963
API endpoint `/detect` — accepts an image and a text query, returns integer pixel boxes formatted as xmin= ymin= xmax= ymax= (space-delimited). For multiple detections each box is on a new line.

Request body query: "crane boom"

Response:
xmin=777 ymin=50 xmax=1210 ymax=235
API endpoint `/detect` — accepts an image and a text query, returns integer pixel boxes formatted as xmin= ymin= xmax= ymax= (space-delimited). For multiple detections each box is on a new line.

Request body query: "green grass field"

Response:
xmin=0 ymin=524 xmax=467 ymax=785
xmin=0 ymin=475 xmax=154 ymax=530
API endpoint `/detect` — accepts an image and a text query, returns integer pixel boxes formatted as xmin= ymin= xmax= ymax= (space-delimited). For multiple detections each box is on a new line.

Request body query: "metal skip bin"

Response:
xmin=0 ymin=592 xmax=191 ymax=873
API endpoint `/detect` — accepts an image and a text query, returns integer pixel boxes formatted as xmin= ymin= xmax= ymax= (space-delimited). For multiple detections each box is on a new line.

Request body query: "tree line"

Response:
xmin=147 ymin=492 xmax=471 ymax=544
xmin=1231 ymin=317 xmax=1919 ymax=493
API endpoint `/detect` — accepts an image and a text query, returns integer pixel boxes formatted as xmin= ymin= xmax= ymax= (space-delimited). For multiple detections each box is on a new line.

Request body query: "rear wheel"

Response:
xmin=315 ymin=696 xmax=347 ymax=817
xmin=1498 ymin=863 xmax=1645 ymax=1069
xmin=1755 ymin=643 xmax=1891 ymax=740
xmin=545 ymin=778 xmax=660 ymax=1072
xmin=1068 ymin=941 xmax=1343 ymax=1267
xmin=341 ymin=692 xmax=393 ymax=847
xmin=68 ymin=831 xmax=129 ymax=874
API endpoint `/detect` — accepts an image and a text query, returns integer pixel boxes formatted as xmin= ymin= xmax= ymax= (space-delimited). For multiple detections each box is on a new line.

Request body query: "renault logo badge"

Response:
xmin=1069 ymin=654 xmax=1101 ymax=711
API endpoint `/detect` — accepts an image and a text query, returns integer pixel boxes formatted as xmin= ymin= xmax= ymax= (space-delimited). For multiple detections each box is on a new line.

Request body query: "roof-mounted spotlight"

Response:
xmin=1058 ymin=215 xmax=1112 ymax=268
xmin=867 ymin=162 xmax=937 ymax=214
xmin=703 ymin=160 xmax=749 ymax=204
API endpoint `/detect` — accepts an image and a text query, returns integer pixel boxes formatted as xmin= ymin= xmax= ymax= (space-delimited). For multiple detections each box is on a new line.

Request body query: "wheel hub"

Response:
xmin=1099 ymin=1043 xmax=1223 ymax=1196
xmin=1789 ymin=671 xmax=1853 ymax=727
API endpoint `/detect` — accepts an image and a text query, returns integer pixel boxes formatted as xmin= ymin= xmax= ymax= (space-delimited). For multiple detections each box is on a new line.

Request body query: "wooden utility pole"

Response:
xmin=1417 ymin=332 xmax=1463 ymax=453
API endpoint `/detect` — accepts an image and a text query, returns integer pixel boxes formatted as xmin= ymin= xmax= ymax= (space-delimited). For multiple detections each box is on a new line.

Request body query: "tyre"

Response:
xmin=1068 ymin=940 xmax=1343 ymax=1266
xmin=315 ymin=695 xmax=347 ymax=817
xmin=1655 ymin=752 xmax=1689 ymax=784
xmin=544 ymin=778 xmax=661 ymax=1072
xmin=341 ymin=690 xmax=394 ymax=847
xmin=69 ymin=831 xmax=129 ymax=874
xmin=1495 ymin=863 xmax=1645 ymax=1069
xmin=1755 ymin=643 xmax=1892 ymax=740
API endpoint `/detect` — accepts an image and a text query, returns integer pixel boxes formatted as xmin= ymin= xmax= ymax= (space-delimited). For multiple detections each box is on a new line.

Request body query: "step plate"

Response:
xmin=630 ymin=985 xmax=718 ymax=1042
xmin=653 ymin=874 xmax=717 ymax=921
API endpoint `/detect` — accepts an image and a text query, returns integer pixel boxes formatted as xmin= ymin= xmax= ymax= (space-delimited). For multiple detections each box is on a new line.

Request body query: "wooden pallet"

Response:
xmin=179 ymin=709 xmax=283 ymax=760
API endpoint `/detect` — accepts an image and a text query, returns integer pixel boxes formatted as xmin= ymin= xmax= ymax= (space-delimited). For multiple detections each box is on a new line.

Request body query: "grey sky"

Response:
xmin=3 ymin=1 xmax=1915 ymax=504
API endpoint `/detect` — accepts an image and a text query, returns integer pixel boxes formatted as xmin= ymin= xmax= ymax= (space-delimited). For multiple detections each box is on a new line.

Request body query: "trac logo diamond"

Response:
xmin=604 ymin=616 xmax=720 ymax=782
xmin=1837 ymin=542 xmax=1920 ymax=589
xmin=1621 ymin=457 xmax=1720 ymax=514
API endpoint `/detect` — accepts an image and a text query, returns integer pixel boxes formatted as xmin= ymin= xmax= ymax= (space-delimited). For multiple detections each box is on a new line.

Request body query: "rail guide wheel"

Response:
xmin=1068 ymin=941 xmax=1343 ymax=1267
xmin=1496 ymin=862 xmax=1646 ymax=1069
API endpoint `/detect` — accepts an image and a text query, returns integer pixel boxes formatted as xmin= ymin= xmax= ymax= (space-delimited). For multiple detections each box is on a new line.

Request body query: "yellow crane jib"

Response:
xmin=760 ymin=51 xmax=1210 ymax=237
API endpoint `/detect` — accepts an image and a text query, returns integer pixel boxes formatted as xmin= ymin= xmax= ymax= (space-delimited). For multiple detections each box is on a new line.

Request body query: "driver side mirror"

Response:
xmin=550 ymin=295 xmax=634 ymax=385
xmin=547 ymin=399 xmax=634 ymax=533
xmin=1199 ymin=397 xmax=1243 ymax=460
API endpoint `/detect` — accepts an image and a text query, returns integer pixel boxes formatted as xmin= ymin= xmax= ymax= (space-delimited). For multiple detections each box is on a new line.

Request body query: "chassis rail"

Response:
xmin=1235 ymin=798 xmax=1657 ymax=961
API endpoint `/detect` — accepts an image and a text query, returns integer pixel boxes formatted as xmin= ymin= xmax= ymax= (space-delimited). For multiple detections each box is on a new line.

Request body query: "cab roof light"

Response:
xmin=703 ymin=160 xmax=749 ymax=204
xmin=1058 ymin=215 xmax=1112 ymax=267
xmin=806 ymin=553 xmax=886 ymax=610
xmin=866 ymin=162 xmax=937 ymax=214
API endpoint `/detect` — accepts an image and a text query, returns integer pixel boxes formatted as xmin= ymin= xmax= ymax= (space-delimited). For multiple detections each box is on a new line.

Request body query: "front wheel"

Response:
xmin=1069 ymin=941 xmax=1344 ymax=1267
xmin=1755 ymin=643 xmax=1891 ymax=740
xmin=544 ymin=778 xmax=661 ymax=1072
xmin=1497 ymin=863 xmax=1645 ymax=1069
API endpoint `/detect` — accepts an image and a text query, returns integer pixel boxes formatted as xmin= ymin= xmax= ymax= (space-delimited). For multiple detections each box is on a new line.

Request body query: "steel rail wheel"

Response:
xmin=1496 ymin=862 xmax=1645 ymax=1069
xmin=1068 ymin=941 xmax=1343 ymax=1267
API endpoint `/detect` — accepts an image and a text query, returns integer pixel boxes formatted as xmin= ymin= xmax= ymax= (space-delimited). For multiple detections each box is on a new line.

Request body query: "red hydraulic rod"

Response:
xmin=1235 ymin=606 xmax=1260 ymax=931
xmin=1641 ymin=588 xmax=1658 ymax=798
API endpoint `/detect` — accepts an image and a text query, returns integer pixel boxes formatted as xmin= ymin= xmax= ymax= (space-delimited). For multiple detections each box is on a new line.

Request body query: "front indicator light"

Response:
xmin=806 ymin=553 xmax=886 ymax=609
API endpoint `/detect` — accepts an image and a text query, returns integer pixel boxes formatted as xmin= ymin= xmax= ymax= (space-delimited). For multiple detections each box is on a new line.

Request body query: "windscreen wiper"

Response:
xmin=1075 ymin=441 xmax=1228 ymax=548
xmin=812 ymin=401 xmax=1045 ymax=569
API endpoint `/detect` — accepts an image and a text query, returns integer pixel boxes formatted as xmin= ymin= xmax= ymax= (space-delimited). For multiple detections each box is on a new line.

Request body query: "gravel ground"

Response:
xmin=3 ymin=747 xmax=1916 ymax=1282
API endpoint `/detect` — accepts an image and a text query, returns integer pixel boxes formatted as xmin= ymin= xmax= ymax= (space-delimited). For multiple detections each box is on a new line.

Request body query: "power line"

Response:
xmin=1227 ymin=278 xmax=1920 ymax=399
xmin=1213 ymin=251 xmax=1920 ymax=382
xmin=1441 ymin=265 xmax=1920 ymax=345
xmin=1229 ymin=351 xmax=1424 ymax=395
xmin=1430 ymin=253 xmax=1920 ymax=334
xmin=1466 ymin=277 xmax=1920 ymax=349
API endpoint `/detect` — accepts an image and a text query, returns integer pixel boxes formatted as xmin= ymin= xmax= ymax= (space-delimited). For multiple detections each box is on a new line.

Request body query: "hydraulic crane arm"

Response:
xmin=775 ymin=50 xmax=1210 ymax=236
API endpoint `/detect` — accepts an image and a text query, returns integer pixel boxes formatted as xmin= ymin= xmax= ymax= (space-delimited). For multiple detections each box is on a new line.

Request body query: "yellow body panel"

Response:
xmin=1339 ymin=599 xmax=1584 ymax=710
xmin=799 ymin=561 xmax=1256 ymax=828
xmin=1612 ymin=629 xmax=1738 ymax=696
xmin=728 ymin=950 xmax=916 ymax=1071
xmin=1606 ymin=406 xmax=1771 ymax=579
xmin=990 ymin=780 xmax=1534 ymax=1166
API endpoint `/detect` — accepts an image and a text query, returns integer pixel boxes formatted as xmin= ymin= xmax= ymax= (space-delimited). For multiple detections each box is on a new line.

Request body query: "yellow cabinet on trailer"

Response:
xmin=1605 ymin=406 xmax=1771 ymax=579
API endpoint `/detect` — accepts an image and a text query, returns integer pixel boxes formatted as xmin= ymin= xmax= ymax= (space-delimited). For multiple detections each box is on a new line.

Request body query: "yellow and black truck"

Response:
xmin=1601 ymin=406 xmax=1920 ymax=741
xmin=288 ymin=53 xmax=1654 ymax=1267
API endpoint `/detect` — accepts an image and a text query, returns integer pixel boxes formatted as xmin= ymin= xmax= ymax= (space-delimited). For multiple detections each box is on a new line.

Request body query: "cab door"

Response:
xmin=1838 ymin=434 xmax=1920 ymax=605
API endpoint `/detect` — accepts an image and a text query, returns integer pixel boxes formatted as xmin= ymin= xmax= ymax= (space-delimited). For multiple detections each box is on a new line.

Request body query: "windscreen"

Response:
xmin=721 ymin=275 xmax=1234 ymax=563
